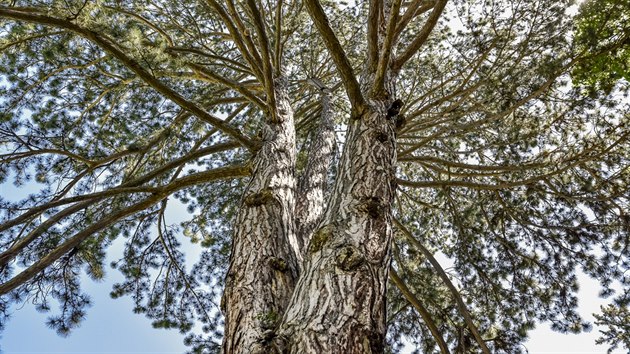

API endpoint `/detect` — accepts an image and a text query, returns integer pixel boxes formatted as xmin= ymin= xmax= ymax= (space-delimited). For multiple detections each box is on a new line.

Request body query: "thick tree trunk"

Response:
xmin=221 ymin=80 xmax=300 ymax=354
xmin=295 ymin=81 xmax=336 ymax=256
xmin=279 ymin=100 xmax=398 ymax=353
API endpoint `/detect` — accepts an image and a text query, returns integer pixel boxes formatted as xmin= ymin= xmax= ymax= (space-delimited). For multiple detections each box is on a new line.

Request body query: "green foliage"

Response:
xmin=572 ymin=0 xmax=630 ymax=94
xmin=595 ymin=301 xmax=630 ymax=353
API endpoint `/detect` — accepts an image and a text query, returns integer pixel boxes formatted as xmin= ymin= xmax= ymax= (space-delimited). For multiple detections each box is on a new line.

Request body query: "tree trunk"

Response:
xmin=221 ymin=79 xmax=300 ymax=354
xmin=295 ymin=81 xmax=336 ymax=257
xmin=279 ymin=101 xmax=398 ymax=353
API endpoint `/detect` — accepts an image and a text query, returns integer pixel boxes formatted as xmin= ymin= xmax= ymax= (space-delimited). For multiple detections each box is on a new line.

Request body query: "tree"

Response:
xmin=0 ymin=0 xmax=628 ymax=353
xmin=572 ymin=0 xmax=630 ymax=95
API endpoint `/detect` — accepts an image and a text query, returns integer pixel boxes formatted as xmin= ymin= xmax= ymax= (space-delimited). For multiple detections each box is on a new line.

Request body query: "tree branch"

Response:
xmin=0 ymin=164 xmax=249 ymax=294
xmin=205 ymin=0 xmax=264 ymax=81
xmin=245 ymin=0 xmax=277 ymax=119
xmin=295 ymin=79 xmax=336 ymax=255
xmin=225 ymin=0 xmax=266 ymax=77
xmin=13 ymin=140 xmax=239 ymax=229
xmin=303 ymin=0 xmax=366 ymax=116
xmin=0 ymin=195 xmax=166 ymax=295
xmin=366 ymin=0 xmax=381 ymax=73
xmin=188 ymin=62 xmax=266 ymax=110
xmin=398 ymin=155 xmax=546 ymax=171
xmin=389 ymin=266 xmax=452 ymax=354
xmin=273 ymin=0 xmax=284 ymax=69
xmin=393 ymin=0 xmax=448 ymax=71
xmin=0 ymin=7 xmax=258 ymax=151
xmin=372 ymin=0 xmax=402 ymax=97
xmin=395 ymin=0 xmax=436 ymax=39
xmin=394 ymin=219 xmax=491 ymax=354
xmin=165 ymin=46 xmax=254 ymax=75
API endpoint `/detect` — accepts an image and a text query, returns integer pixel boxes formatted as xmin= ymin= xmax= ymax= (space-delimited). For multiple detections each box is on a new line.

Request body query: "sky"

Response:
xmin=1 ymin=269 xmax=188 ymax=354
xmin=0 ymin=185 xmax=195 ymax=354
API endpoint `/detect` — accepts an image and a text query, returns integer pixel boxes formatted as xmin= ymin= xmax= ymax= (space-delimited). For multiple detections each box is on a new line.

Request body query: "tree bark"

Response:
xmin=295 ymin=80 xmax=336 ymax=257
xmin=221 ymin=79 xmax=300 ymax=354
xmin=279 ymin=101 xmax=398 ymax=353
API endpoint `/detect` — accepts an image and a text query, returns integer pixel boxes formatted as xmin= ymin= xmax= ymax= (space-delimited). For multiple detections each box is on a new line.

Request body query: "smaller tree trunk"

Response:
xmin=295 ymin=80 xmax=336 ymax=257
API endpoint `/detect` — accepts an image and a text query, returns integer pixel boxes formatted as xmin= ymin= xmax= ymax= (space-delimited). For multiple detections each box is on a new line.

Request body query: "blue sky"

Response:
xmin=2 ymin=277 xmax=187 ymax=354
xmin=0 ymin=179 xmax=191 ymax=354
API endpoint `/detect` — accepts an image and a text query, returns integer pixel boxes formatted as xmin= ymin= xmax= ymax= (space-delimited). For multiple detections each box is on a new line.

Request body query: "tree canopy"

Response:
xmin=0 ymin=0 xmax=628 ymax=353
xmin=572 ymin=0 xmax=630 ymax=94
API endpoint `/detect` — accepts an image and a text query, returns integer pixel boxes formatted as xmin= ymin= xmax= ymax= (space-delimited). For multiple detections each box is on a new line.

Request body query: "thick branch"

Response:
xmin=0 ymin=200 xmax=97 ymax=269
xmin=295 ymin=79 xmax=336 ymax=255
xmin=0 ymin=139 xmax=240 ymax=238
xmin=0 ymin=195 xmax=166 ymax=295
xmin=273 ymin=0 xmax=284 ymax=69
xmin=303 ymin=0 xmax=366 ymax=116
xmin=366 ymin=0 xmax=381 ymax=72
xmin=225 ymin=0 xmax=266 ymax=77
xmin=245 ymin=0 xmax=277 ymax=119
xmin=0 ymin=148 xmax=92 ymax=165
xmin=0 ymin=164 xmax=249 ymax=294
xmin=393 ymin=0 xmax=448 ymax=71
xmin=395 ymin=0 xmax=436 ymax=39
xmin=0 ymin=7 xmax=257 ymax=151
xmin=205 ymin=0 xmax=264 ymax=81
xmin=372 ymin=0 xmax=403 ymax=97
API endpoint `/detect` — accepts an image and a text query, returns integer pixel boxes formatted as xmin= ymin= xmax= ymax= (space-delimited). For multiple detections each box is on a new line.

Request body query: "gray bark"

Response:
xmin=279 ymin=101 xmax=398 ymax=353
xmin=221 ymin=79 xmax=300 ymax=354
xmin=295 ymin=80 xmax=337 ymax=257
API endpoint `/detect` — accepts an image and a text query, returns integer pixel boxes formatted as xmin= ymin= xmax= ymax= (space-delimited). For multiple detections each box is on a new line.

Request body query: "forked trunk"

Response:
xmin=279 ymin=101 xmax=397 ymax=353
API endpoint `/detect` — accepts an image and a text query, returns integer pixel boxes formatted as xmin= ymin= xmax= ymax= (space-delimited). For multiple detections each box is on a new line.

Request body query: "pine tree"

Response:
xmin=0 ymin=0 xmax=628 ymax=353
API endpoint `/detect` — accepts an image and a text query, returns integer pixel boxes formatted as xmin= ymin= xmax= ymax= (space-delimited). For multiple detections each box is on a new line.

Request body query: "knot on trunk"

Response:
xmin=390 ymin=178 xmax=398 ymax=192
xmin=256 ymin=310 xmax=280 ymax=330
xmin=394 ymin=114 xmax=407 ymax=132
xmin=308 ymin=224 xmax=333 ymax=253
xmin=364 ymin=330 xmax=386 ymax=353
xmin=267 ymin=256 xmax=289 ymax=272
xmin=375 ymin=131 xmax=389 ymax=143
xmin=244 ymin=188 xmax=274 ymax=207
xmin=386 ymin=99 xmax=404 ymax=119
xmin=336 ymin=245 xmax=364 ymax=271
xmin=359 ymin=197 xmax=383 ymax=219
xmin=255 ymin=311 xmax=282 ymax=353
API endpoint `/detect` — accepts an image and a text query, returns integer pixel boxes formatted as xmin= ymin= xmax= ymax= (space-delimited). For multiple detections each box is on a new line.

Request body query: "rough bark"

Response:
xmin=225 ymin=1 xmax=406 ymax=351
xmin=295 ymin=80 xmax=336 ymax=257
xmin=221 ymin=79 xmax=299 ymax=354
xmin=279 ymin=100 xmax=398 ymax=353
